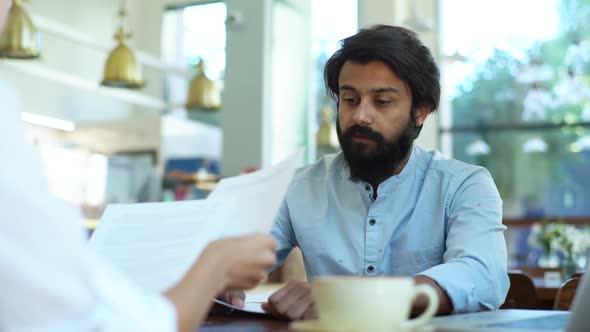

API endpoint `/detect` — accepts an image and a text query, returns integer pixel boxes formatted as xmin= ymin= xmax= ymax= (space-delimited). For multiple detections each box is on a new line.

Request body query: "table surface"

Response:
xmin=203 ymin=310 xmax=567 ymax=332
xmin=201 ymin=285 xmax=294 ymax=331
xmin=203 ymin=315 xmax=292 ymax=332
xmin=202 ymin=278 xmax=562 ymax=330
xmin=245 ymin=278 xmax=561 ymax=304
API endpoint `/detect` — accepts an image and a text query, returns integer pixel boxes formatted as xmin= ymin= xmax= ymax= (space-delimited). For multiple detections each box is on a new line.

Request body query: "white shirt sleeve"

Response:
xmin=0 ymin=80 xmax=177 ymax=332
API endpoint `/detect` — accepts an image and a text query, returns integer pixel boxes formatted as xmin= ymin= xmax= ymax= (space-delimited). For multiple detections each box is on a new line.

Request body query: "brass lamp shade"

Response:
xmin=186 ymin=60 xmax=221 ymax=110
xmin=101 ymin=26 xmax=144 ymax=89
xmin=0 ymin=0 xmax=40 ymax=59
xmin=316 ymin=106 xmax=338 ymax=147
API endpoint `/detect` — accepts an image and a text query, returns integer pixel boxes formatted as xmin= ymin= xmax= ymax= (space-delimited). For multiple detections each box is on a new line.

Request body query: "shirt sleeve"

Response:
xmin=270 ymin=199 xmax=298 ymax=267
xmin=0 ymin=82 xmax=177 ymax=332
xmin=417 ymin=167 xmax=510 ymax=313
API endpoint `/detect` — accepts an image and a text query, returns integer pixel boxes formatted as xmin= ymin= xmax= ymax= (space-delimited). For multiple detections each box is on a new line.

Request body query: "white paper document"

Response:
xmin=212 ymin=299 xmax=266 ymax=315
xmin=89 ymin=151 xmax=301 ymax=298
xmin=206 ymin=151 xmax=302 ymax=236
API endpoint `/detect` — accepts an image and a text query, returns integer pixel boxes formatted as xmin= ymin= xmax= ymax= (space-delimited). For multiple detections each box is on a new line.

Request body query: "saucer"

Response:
xmin=290 ymin=320 xmax=435 ymax=332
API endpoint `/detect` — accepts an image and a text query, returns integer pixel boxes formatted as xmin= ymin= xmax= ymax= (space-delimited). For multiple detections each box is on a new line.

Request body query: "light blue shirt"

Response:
xmin=271 ymin=145 xmax=509 ymax=313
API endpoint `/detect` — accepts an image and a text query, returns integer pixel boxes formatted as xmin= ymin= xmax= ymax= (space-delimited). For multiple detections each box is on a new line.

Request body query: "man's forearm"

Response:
xmin=412 ymin=275 xmax=453 ymax=316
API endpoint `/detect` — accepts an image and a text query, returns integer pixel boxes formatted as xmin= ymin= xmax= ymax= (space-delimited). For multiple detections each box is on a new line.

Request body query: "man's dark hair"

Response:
xmin=324 ymin=25 xmax=440 ymax=138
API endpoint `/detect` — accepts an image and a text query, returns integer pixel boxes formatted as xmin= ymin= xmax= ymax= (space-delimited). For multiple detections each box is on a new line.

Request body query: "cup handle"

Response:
xmin=402 ymin=284 xmax=439 ymax=329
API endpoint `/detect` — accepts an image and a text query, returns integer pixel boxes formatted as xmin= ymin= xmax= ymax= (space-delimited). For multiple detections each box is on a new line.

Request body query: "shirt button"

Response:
xmin=367 ymin=265 xmax=375 ymax=273
xmin=369 ymin=219 xmax=376 ymax=226
xmin=365 ymin=184 xmax=370 ymax=191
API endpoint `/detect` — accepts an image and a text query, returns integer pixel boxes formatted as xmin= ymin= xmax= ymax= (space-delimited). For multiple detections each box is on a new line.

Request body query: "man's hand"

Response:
xmin=217 ymin=289 xmax=246 ymax=308
xmin=261 ymin=280 xmax=317 ymax=321
xmin=413 ymin=275 xmax=453 ymax=316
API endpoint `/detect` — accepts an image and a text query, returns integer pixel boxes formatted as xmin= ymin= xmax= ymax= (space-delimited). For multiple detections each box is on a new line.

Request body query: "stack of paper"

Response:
xmin=88 ymin=151 xmax=301 ymax=293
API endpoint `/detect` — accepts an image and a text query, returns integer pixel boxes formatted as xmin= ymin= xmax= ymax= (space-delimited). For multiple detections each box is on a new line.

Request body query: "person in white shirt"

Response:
xmin=0 ymin=1 xmax=276 ymax=331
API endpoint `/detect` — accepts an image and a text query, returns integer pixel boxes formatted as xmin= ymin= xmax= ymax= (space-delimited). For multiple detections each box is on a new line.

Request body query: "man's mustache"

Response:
xmin=343 ymin=125 xmax=384 ymax=143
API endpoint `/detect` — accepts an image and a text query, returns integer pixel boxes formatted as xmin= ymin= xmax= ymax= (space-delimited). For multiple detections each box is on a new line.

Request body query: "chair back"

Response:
xmin=553 ymin=277 xmax=581 ymax=310
xmin=500 ymin=273 xmax=542 ymax=309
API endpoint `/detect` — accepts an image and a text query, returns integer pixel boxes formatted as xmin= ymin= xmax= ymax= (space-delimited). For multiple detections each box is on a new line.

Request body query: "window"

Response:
xmin=182 ymin=3 xmax=227 ymax=81
xmin=310 ymin=0 xmax=357 ymax=159
xmin=440 ymin=0 xmax=590 ymax=220
xmin=160 ymin=1 xmax=225 ymax=171
xmin=38 ymin=143 xmax=108 ymax=214
xmin=163 ymin=1 xmax=226 ymax=79
xmin=162 ymin=1 xmax=227 ymax=108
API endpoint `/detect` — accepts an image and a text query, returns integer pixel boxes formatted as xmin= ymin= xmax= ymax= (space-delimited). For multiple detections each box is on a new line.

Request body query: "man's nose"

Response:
xmin=353 ymin=100 xmax=373 ymax=125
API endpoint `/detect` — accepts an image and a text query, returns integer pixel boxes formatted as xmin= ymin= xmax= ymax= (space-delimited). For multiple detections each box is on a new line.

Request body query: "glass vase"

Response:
xmin=562 ymin=255 xmax=577 ymax=280
xmin=538 ymin=250 xmax=560 ymax=268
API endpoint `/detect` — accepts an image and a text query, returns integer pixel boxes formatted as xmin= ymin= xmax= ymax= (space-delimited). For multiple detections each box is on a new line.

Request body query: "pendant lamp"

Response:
xmin=101 ymin=3 xmax=144 ymax=89
xmin=186 ymin=59 xmax=221 ymax=110
xmin=0 ymin=0 xmax=40 ymax=59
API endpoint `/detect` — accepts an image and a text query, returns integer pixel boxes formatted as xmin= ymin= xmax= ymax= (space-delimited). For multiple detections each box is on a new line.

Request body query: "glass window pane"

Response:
xmin=311 ymin=0 xmax=357 ymax=159
xmin=441 ymin=0 xmax=590 ymax=219
xmin=183 ymin=2 xmax=226 ymax=80
xmin=453 ymin=129 xmax=590 ymax=218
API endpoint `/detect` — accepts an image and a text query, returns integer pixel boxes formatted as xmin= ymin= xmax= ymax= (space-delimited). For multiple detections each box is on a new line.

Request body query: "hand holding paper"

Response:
xmin=89 ymin=151 xmax=301 ymax=306
xmin=200 ymin=235 xmax=276 ymax=289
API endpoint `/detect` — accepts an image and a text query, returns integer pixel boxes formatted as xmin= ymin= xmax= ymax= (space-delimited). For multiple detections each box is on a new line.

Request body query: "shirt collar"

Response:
xmin=377 ymin=145 xmax=417 ymax=192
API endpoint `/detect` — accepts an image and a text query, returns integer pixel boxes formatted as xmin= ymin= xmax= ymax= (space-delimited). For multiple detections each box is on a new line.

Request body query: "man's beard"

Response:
xmin=337 ymin=117 xmax=416 ymax=185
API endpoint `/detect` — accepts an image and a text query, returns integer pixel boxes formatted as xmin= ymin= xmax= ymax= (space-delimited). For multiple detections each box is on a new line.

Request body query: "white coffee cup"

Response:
xmin=311 ymin=276 xmax=439 ymax=331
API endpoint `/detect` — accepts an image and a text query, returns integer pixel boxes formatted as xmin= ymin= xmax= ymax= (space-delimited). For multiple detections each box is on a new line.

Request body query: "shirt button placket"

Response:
xmin=364 ymin=213 xmax=378 ymax=275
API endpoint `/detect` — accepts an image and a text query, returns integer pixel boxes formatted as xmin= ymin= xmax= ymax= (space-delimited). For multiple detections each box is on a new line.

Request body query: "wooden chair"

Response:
xmin=500 ymin=273 xmax=542 ymax=309
xmin=553 ymin=277 xmax=581 ymax=310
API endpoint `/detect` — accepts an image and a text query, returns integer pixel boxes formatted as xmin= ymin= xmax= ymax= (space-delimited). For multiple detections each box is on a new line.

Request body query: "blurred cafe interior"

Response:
xmin=2 ymin=0 xmax=590 ymax=312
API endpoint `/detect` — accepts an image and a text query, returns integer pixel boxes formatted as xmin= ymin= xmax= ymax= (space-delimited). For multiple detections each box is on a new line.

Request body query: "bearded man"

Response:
xmin=260 ymin=25 xmax=509 ymax=320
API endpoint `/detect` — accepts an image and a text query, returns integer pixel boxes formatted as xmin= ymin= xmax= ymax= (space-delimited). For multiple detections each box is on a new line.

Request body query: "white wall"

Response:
xmin=221 ymin=0 xmax=273 ymax=176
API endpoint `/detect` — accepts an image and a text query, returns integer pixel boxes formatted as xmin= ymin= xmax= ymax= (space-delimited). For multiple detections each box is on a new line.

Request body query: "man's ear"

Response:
xmin=414 ymin=105 xmax=430 ymax=127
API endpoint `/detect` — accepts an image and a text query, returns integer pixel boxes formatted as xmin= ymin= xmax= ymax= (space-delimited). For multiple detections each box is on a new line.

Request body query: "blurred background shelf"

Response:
xmin=185 ymin=109 xmax=221 ymax=127
xmin=1 ymin=59 xmax=169 ymax=111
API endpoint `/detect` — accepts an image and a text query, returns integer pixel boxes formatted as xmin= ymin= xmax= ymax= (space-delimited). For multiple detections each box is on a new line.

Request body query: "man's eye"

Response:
xmin=377 ymin=99 xmax=392 ymax=105
xmin=342 ymin=97 xmax=357 ymax=104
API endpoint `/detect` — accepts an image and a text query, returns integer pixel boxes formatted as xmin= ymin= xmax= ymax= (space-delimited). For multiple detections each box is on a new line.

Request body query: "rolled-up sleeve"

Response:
xmin=418 ymin=168 xmax=509 ymax=313
xmin=270 ymin=199 xmax=298 ymax=266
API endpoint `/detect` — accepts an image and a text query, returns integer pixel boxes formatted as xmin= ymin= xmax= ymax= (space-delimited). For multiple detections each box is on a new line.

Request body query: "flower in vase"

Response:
xmin=528 ymin=221 xmax=561 ymax=251
xmin=554 ymin=225 xmax=590 ymax=278
xmin=528 ymin=221 xmax=562 ymax=268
